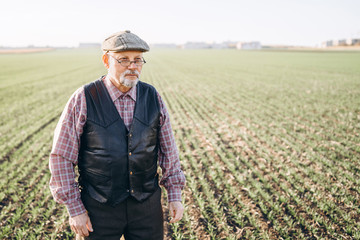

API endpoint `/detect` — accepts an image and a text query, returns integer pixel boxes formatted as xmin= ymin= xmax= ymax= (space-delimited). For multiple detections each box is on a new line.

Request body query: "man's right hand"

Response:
xmin=69 ymin=212 xmax=93 ymax=237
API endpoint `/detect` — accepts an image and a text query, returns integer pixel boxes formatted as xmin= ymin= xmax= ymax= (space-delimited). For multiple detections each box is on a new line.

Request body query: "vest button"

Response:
xmin=129 ymin=133 xmax=132 ymax=137
xmin=131 ymin=190 xmax=134 ymax=193
xmin=130 ymin=171 xmax=133 ymax=175
xmin=129 ymin=152 xmax=132 ymax=156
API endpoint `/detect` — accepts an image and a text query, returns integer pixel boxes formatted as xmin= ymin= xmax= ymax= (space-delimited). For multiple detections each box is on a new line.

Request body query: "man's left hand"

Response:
xmin=169 ymin=201 xmax=184 ymax=223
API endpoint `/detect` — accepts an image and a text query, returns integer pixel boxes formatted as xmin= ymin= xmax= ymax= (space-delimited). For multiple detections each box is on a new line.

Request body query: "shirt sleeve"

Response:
xmin=157 ymin=92 xmax=186 ymax=203
xmin=49 ymin=86 xmax=87 ymax=217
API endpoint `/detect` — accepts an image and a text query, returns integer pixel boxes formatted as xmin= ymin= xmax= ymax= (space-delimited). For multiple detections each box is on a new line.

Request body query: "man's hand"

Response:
xmin=169 ymin=201 xmax=184 ymax=223
xmin=69 ymin=212 xmax=93 ymax=237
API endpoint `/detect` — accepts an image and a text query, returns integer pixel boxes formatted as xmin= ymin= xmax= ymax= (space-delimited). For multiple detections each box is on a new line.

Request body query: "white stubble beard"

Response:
xmin=119 ymin=70 xmax=140 ymax=88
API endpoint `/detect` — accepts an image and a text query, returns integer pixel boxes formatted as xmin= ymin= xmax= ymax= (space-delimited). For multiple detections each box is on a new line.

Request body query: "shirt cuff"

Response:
xmin=167 ymin=187 xmax=182 ymax=203
xmin=65 ymin=199 xmax=87 ymax=218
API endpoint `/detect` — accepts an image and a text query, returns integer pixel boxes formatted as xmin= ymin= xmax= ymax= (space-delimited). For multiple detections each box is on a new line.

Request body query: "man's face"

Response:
xmin=106 ymin=51 xmax=144 ymax=89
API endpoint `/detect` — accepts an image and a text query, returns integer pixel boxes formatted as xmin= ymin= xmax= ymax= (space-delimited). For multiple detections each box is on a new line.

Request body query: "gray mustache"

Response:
xmin=124 ymin=70 xmax=140 ymax=77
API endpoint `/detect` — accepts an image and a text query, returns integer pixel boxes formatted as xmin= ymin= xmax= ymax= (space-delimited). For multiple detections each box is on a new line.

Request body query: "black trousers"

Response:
xmin=82 ymin=188 xmax=164 ymax=240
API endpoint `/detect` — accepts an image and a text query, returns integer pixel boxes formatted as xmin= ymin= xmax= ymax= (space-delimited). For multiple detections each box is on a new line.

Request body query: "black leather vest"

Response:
xmin=78 ymin=78 xmax=160 ymax=206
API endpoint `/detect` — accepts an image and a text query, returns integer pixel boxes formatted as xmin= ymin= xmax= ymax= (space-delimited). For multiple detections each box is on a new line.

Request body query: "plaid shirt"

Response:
xmin=49 ymin=76 xmax=185 ymax=217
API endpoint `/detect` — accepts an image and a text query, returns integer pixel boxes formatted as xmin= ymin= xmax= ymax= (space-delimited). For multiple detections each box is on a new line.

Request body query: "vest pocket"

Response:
xmin=84 ymin=168 xmax=111 ymax=185
xmin=82 ymin=169 xmax=112 ymax=202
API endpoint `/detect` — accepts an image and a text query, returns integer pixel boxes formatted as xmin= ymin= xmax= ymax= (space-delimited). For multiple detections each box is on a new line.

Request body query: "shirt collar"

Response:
xmin=103 ymin=75 xmax=137 ymax=102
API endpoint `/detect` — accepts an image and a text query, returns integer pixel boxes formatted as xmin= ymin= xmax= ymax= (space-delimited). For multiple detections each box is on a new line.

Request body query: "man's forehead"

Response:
xmin=113 ymin=51 xmax=143 ymax=58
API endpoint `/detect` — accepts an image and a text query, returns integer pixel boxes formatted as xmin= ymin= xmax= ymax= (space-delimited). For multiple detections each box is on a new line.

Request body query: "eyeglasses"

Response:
xmin=108 ymin=54 xmax=146 ymax=67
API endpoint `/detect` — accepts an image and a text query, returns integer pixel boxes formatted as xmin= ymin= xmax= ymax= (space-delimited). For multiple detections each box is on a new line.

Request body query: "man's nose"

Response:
xmin=128 ymin=62 xmax=137 ymax=69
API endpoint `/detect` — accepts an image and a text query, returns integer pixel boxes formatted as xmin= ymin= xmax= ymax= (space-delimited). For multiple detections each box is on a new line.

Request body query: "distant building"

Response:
xmin=176 ymin=40 xmax=263 ymax=49
xmin=321 ymin=40 xmax=333 ymax=48
xmin=78 ymin=43 xmax=101 ymax=48
xmin=322 ymin=38 xmax=360 ymax=48
xmin=208 ymin=42 xmax=228 ymax=49
xmin=224 ymin=41 xmax=237 ymax=49
xmin=346 ymin=38 xmax=360 ymax=46
xmin=181 ymin=42 xmax=211 ymax=49
xmin=150 ymin=43 xmax=178 ymax=49
xmin=236 ymin=41 xmax=261 ymax=50
xmin=181 ymin=41 xmax=238 ymax=49
xmin=333 ymin=39 xmax=347 ymax=46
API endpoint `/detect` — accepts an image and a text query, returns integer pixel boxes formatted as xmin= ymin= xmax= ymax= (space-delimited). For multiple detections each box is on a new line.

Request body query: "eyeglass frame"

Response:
xmin=107 ymin=54 xmax=146 ymax=67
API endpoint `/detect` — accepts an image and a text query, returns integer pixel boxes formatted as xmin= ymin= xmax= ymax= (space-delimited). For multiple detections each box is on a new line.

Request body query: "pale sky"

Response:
xmin=1 ymin=0 xmax=359 ymax=47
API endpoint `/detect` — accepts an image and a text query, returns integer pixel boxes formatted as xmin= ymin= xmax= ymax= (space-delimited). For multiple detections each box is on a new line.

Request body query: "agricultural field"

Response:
xmin=0 ymin=48 xmax=359 ymax=239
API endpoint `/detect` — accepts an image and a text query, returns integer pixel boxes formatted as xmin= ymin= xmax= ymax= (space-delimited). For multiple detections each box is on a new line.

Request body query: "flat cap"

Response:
xmin=102 ymin=30 xmax=150 ymax=52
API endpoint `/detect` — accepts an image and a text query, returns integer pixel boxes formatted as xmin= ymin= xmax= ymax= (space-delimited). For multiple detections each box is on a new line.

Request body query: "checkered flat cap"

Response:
xmin=102 ymin=30 xmax=150 ymax=52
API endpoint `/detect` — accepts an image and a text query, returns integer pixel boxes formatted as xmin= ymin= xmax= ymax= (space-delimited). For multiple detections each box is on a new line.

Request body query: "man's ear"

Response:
xmin=102 ymin=53 xmax=109 ymax=69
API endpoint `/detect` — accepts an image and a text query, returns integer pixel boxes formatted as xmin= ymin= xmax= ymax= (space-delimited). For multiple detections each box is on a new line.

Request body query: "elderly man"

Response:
xmin=49 ymin=30 xmax=186 ymax=240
